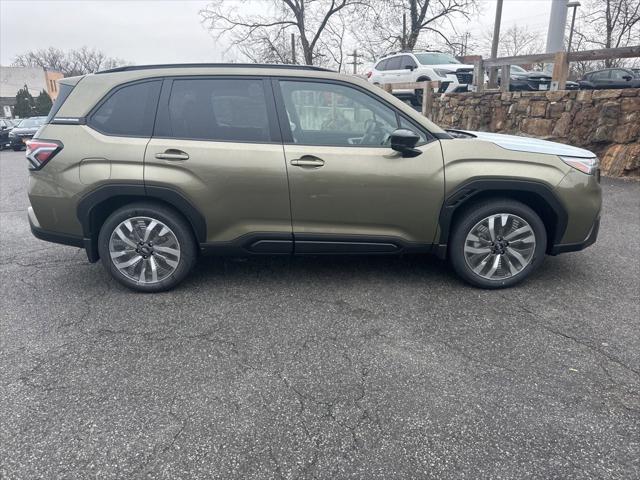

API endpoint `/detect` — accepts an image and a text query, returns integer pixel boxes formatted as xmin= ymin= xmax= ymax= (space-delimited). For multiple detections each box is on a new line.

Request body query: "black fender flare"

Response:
xmin=77 ymin=183 xmax=207 ymax=246
xmin=437 ymin=178 xmax=568 ymax=248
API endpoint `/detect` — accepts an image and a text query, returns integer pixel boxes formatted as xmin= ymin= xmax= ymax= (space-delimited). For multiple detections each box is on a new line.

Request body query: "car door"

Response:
xmin=397 ymin=55 xmax=418 ymax=83
xmin=381 ymin=56 xmax=402 ymax=84
xmin=274 ymin=78 xmax=445 ymax=252
xmin=610 ymin=69 xmax=633 ymax=88
xmin=591 ymin=70 xmax=611 ymax=88
xmin=373 ymin=59 xmax=388 ymax=84
xmin=145 ymin=76 xmax=292 ymax=250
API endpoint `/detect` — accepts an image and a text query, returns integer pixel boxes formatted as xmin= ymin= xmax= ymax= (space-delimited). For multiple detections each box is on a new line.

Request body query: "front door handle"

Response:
xmin=155 ymin=149 xmax=189 ymax=161
xmin=290 ymin=156 xmax=325 ymax=168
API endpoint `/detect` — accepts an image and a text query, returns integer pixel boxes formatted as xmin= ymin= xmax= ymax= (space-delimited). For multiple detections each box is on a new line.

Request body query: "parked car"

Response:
xmin=0 ymin=118 xmax=17 ymax=149
xmin=500 ymin=66 xmax=578 ymax=91
xmin=368 ymin=51 xmax=474 ymax=103
xmin=9 ymin=116 xmax=47 ymax=151
xmin=27 ymin=63 xmax=601 ymax=292
xmin=579 ymin=68 xmax=640 ymax=89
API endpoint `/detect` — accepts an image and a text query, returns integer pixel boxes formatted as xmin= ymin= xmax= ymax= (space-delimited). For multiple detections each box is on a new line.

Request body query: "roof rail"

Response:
xmin=96 ymin=63 xmax=334 ymax=74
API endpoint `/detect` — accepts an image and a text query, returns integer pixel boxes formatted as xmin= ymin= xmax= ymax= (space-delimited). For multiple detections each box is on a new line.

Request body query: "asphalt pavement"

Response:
xmin=1 ymin=149 xmax=639 ymax=479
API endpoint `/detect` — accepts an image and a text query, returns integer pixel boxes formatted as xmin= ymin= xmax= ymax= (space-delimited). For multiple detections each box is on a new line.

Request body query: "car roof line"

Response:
xmin=96 ymin=63 xmax=334 ymax=74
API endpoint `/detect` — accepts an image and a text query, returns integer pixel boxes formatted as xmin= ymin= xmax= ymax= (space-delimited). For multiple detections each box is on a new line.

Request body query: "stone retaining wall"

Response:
xmin=430 ymin=89 xmax=640 ymax=177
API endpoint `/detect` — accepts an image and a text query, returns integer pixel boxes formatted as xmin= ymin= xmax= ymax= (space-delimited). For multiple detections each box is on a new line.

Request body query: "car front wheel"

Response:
xmin=449 ymin=199 xmax=547 ymax=289
xmin=98 ymin=202 xmax=197 ymax=292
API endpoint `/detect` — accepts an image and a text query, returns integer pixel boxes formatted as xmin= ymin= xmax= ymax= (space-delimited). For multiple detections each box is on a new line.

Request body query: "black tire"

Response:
xmin=98 ymin=202 xmax=197 ymax=292
xmin=449 ymin=199 xmax=547 ymax=289
xmin=12 ymin=146 xmax=23 ymax=151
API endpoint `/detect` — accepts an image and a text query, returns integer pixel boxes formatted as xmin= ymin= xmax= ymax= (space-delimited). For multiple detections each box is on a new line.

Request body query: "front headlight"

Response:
xmin=434 ymin=68 xmax=454 ymax=78
xmin=9 ymin=131 xmax=16 ymax=138
xmin=560 ymin=156 xmax=599 ymax=175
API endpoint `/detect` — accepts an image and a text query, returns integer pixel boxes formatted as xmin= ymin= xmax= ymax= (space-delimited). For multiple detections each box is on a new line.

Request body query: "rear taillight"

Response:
xmin=25 ymin=139 xmax=63 ymax=170
xmin=366 ymin=71 xmax=372 ymax=78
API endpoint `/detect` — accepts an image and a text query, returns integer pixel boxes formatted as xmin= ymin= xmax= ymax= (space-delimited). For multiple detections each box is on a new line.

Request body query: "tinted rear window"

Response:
xmin=376 ymin=59 xmax=388 ymax=71
xmin=46 ymin=83 xmax=75 ymax=123
xmin=386 ymin=56 xmax=402 ymax=70
xmin=162 ymin=78 xmax=271 ymax=142
xmin=89 ymin=81 xmax=161 ymax=136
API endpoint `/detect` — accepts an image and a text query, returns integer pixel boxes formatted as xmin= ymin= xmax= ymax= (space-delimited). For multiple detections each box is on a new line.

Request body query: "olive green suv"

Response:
xmin=27 ymin=64 xmax=601 ymax=292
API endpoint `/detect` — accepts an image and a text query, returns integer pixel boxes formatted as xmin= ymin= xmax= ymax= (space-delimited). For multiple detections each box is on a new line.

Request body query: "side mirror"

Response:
xmin=623 ymin=75 xmax=632 ymax=81
xmin=390 ymin=128 xmax=421 ymax=157
xmin=405 ymin=65 xmax=415 ymax=71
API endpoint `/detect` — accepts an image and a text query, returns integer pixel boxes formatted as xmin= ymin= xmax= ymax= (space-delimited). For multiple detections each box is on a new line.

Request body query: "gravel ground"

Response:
xmin=1 ymin=149 xmax=639 ymax=479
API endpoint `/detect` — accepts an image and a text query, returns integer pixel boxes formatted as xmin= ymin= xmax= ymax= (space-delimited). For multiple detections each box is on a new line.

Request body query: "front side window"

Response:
xmin=611 ymin=69 xmax=631 ymax=80
xmin=403 ymin=56 xmax=418 ymax=69
xmin=165 ymin=78 xmax=270 ymax=142
xmin=89 ymin=81 xmax=161 ymax=136
xmin=280 ymin=80 xmax=411 ymax=147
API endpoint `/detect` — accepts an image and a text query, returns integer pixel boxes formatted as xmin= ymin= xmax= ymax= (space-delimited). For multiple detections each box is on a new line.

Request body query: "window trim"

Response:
xmin=87 ymin=78 xmax=162 ymax=138
xmin=271 ymin=77 xmax=435 ymax=148
xmin=152 ymin=75 xmax=281 ymax=144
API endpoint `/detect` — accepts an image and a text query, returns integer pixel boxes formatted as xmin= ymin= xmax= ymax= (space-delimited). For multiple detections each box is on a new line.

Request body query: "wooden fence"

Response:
xmin=475 ymin=45 xmax=640 ymax=92
xmin=379 ymin=81 xmax=441 ymax=118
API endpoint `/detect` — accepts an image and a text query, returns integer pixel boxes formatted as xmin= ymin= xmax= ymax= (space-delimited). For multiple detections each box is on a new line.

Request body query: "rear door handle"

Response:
xmin=155 ymin=149 xmax=189 ymax=161
xmin=290 ymin=156 xmax=324 ymax=168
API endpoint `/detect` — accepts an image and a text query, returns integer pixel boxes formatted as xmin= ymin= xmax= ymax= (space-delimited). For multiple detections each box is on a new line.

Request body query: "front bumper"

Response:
xmin=550 ymin=217 xmax=600 ymax=255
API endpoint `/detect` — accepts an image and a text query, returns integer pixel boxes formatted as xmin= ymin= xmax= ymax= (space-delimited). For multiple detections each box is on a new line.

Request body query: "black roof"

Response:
xmin=97 ymin=63 xmax=334 ymax=74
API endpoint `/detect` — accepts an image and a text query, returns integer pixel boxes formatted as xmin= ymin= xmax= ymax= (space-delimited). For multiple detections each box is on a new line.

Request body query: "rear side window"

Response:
xmin=46 ymin=83 xmax=75 ymax=123
xmin=89 ymin=81 xmax=161 ymax=137
xmin=376 ymin=59 xmax=388 ymax=71
xmin=386 ymin=56 xmax=402 ymax=70
xmin=164 ymin=78 xmax=271 ymax=142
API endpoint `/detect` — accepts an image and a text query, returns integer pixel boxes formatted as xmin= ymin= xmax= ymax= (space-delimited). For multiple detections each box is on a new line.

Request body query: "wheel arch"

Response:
xmin=77 ymin=184 xmax=206 ymax=262
xmin=438 ymin=179 xmax=568 ymax=256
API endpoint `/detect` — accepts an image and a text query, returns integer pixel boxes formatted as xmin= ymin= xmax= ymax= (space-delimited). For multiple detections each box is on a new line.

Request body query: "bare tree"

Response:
xmin=12 ymin=47 xmax=128 ymax=76
xmin=200 ymin=0 xmax=365 ymax=65
xmin=482 ymin=25 xmax=544 ymax=58
xmin=354 ymin=0 xmax=477 ymax=60
xmin=573 ymin=0 xmax=640 ymax=67
xmin=318 ymin=12 xmax=349 ymax=71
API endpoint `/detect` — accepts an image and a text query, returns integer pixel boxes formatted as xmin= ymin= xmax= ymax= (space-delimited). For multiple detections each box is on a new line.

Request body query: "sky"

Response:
xmin=0 ymin=0 xmax=555 ymax=68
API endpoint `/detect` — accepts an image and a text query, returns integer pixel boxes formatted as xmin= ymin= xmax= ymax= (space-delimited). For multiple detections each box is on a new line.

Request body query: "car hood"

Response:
xmin=453 ymin=130 xmax=595 ymax=158
xmin=11 ymin=127 xmax=39 ymax=134
xmin=430 ymin=63 xmax=473 ymax=71
xmin=511 ymin=72 xmax=551 ymax=81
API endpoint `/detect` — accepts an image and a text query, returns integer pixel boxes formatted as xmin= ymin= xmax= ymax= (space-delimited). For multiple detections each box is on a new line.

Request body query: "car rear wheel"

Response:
xmin=449 ymin=199 xmax=547 ymax=289
xmin=98 ymin=202 xmax=197 ymax=292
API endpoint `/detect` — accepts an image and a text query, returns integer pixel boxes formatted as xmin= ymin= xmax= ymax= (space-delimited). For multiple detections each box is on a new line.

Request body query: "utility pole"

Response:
xmin=488 ymin=0 xmax=504 ymax=88
xmin=291 ymin=33 xmax=296 ymax=64
xmin=567 ymin=1 xmax=581 ymax=53
xmin=347 ymin=50 xmax=362 ymax=75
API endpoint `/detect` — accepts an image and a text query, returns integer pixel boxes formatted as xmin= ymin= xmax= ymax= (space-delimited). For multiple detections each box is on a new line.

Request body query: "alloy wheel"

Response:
xmin=108 ymin=216 xmax=181 ymax=284
xmin=463 ymin=213 xmax=536 ymax=280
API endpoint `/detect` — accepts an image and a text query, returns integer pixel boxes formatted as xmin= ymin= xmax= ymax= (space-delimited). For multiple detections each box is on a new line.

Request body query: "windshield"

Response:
xmin=16 ymin=117 xmax=45 ymax=128
xmin=511 ymin=65 xmax=527 ymax=73
xmin=414 ymin=52 xmax=460 ymax=65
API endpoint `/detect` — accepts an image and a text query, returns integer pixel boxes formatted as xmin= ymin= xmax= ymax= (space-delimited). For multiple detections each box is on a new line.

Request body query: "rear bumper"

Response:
xmin=28 ymin=207 xmax=98 ymax=262
xmin=550 ymin=217 xmax=600 ymax=255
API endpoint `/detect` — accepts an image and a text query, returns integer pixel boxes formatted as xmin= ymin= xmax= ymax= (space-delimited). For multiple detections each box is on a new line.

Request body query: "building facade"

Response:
xmin=0 ymin=66 xmax=64 ymax=118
